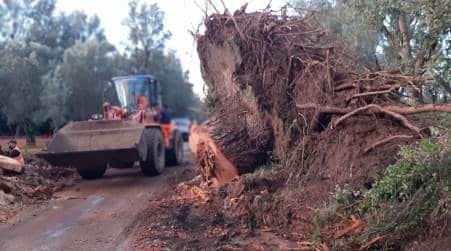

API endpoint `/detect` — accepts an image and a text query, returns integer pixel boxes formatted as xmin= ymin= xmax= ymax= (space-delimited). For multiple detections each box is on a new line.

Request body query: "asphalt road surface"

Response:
xmin=0 ymin=153 xmax=193 ymax=251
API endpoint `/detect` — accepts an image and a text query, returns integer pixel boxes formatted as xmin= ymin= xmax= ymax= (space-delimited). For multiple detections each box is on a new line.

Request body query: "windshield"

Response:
xmin=113 ymin=78 xmax=149 ymax=111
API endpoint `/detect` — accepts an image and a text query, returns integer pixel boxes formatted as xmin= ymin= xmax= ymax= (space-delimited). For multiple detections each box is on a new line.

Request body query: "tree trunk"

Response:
xmin=24 ymin=122 xmax=36 ymax=145
xmin=435 ymin=75 xmax=451 ymax=96
xmin=397 ymin=12 xmax=412 ymax=72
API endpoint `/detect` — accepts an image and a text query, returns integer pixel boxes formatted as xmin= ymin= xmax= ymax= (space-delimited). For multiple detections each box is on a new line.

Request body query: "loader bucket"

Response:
xmin=37 ymin=120 xmax=146 ymax=168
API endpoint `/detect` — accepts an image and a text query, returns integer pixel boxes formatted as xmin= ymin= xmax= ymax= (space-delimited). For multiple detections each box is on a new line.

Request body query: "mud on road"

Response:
xmin=0 ymin=152 xmax=195 ymax=251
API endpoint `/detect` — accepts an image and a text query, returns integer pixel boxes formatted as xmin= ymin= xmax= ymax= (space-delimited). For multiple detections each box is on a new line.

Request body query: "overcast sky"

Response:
xmin=56 ymin=0 xmax=287 ymax=96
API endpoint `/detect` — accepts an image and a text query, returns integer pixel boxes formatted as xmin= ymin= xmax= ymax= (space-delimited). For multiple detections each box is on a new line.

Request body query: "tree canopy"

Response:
xmin=293 ymin=0 xmax=450 ymax=103
xmin=0 ymin=0 xmax=202 ymax=141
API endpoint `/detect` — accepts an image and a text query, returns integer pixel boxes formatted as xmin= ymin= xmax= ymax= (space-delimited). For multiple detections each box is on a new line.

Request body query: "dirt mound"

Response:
xmin=131 ymin=171 xmax=304 ymax=250
xmin=0 ymin=155 xmax=78 ymax=222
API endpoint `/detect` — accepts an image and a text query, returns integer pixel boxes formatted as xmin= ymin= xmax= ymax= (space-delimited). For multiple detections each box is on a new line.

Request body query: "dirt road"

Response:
xmin=0 ymin=156 xmax=193 ymax=251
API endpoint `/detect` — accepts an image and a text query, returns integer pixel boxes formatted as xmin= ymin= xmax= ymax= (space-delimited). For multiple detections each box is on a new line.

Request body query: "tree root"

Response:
xmin=296 ymin=103 xmax=451 ymax=135
xmin=297 ymin=103 xmax=348 ymax=114
xmin=334 ymin=215 xmax=365 ymax=239
xmin=335 ymin=82 xmax=356 ymax=91
xmin=384 ymin=104 xmax=451 ymax=114
xmin=348 ymin=85 xmax=400 ymax=101
xmin=297 ymin=103 xmax=451 ymax=114
xmin=364 ymin=135 xmax=414 ymax=153
xmin=359 ymin=235 xmax=384 ymax=251
xmin=333 ymin=104 xmax=422 ymax=135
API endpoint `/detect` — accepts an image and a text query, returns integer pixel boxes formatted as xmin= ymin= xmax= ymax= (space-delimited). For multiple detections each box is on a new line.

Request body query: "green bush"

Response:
xmin=359 ymin=137 xmax=446 ymax=210
xmin=357 ymin=135 xmax=449 ymax=246
xmin=315 ymin=131 xmax=450 ymax=249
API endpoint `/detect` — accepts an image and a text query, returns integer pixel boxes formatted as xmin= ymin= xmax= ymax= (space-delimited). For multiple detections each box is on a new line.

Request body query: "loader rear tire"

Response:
xmin=166 ymin=130 xmax=184 ymax=166
xmin=76 ymin=165 xmax=107 ymax=180
xmin=140 ymin=128 xmax=165 ymax=176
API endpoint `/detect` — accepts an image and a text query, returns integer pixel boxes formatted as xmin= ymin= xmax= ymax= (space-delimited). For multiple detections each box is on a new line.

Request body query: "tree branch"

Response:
xmin=206 ymin=0 xmax=220 ymax=14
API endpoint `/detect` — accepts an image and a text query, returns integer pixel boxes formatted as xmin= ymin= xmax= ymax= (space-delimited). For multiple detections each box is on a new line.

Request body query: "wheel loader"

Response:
xmin=37 ymin=75 xmax=184 ymax=179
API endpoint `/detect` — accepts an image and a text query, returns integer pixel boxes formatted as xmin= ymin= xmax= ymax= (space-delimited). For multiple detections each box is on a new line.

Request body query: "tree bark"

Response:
xmin=435 ymin=75 xmax=451 ymax=96
xmin=397 ymin=12 xmax=412 ymax=70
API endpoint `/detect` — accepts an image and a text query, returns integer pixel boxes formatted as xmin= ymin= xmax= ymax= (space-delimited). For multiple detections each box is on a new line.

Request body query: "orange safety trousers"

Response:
xmin=160 ymin=124 xmax=172 ymax=146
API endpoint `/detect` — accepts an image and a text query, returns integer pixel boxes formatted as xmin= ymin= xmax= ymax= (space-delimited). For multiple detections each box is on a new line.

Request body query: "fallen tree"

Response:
xmin=165 ymin=8 xmax=451 ymax=250
xmin=190 ymin=10 xmax=451 ymax=186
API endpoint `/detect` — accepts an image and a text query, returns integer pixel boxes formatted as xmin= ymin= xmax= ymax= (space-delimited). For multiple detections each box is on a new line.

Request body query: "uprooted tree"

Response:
xmin=189 ymin=10 xmax=451 ymax=187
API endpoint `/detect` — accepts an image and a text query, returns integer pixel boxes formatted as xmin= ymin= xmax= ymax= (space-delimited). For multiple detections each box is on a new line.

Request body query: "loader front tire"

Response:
xmin=166 ymin=130 xmax=184 ymax=166
xmin=76 ymin=165 xmax=107 ymax=180
xmin=140 ymin=128 xmax=165 ymax=176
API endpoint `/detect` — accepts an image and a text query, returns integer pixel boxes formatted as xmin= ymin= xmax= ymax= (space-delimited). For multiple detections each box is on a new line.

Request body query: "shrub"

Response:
xmin=315 ymin=131 xmax=450 ymax=249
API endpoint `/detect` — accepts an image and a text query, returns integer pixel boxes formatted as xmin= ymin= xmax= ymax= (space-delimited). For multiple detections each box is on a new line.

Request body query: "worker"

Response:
xmin=158 ymin=104 xmax=173 ymax=146
xmin=5 ymin=139 xmax=24 ymax=164
xmin=131 ymin=88 xmax=149 ymax=111
xmin=152 ymin=103 xmax=162 ymax=122
xmin=160 ymin=104 xmax=173 ymax=124
xmin=137 ymin=95 xmax=149 ymax=110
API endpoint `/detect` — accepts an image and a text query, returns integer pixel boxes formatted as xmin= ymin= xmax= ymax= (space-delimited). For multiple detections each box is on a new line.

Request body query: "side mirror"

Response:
xmin=104 ymin=81 xmax=113 ymax=92
xmin=103 ymin=81 xmax=114 ymax=101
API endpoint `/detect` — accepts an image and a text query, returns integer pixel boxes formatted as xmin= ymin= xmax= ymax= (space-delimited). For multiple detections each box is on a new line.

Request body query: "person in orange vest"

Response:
xmin=137 ymin=95 xmax=149 ymax=110
xmin=5 ymin=139 xmax=24 ymax=164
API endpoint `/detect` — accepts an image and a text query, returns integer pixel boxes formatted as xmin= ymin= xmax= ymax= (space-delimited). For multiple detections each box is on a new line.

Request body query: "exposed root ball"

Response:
xmin=190 ymin=10 xmax=451 ymax=186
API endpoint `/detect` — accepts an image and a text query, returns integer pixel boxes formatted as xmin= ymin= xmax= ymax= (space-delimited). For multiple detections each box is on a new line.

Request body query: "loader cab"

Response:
xmin=110 ymin=75 xmax=161 ymax=112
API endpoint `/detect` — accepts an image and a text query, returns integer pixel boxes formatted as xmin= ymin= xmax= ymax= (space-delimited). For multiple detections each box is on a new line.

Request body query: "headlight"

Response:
xmin=91 ymin=114 xmax=103 ymax=120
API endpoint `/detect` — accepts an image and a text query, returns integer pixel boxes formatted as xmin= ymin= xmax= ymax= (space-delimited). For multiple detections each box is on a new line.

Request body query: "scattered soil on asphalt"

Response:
xmin=0 ymin=156 xmax=78 ymax=223
xmin=130 ymin=172 xmax=307 ymax=250
xmin=0 ymin=155 xmax=195 ymax=251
